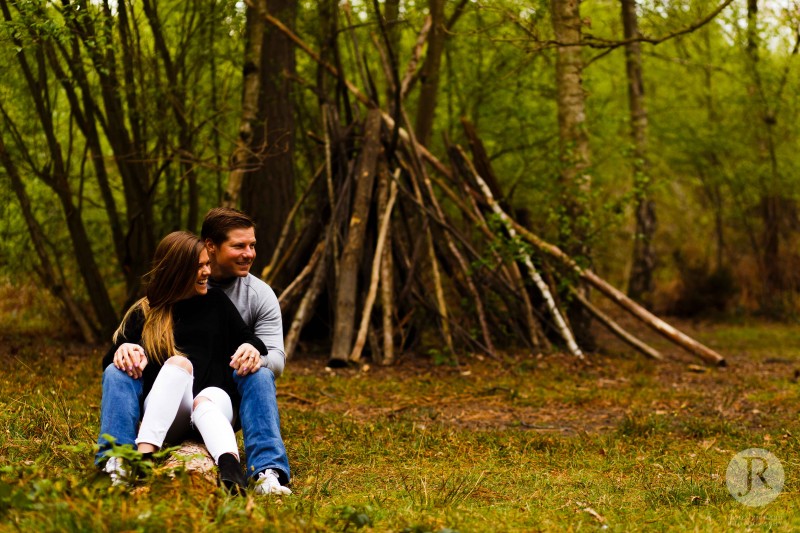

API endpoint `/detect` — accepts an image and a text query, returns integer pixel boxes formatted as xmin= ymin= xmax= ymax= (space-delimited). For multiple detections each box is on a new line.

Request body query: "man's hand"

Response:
xmin=113 ymin=343 xmax=148 ymax=379
xmin=230 ymin=343 xmax=263 ymax=376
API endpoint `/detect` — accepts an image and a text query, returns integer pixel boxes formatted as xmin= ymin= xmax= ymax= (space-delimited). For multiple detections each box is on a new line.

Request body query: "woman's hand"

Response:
xmin=230 ymin=343 xmax=263 ymax=376
xmin=114 ymin=343 xmax=148 ymax=379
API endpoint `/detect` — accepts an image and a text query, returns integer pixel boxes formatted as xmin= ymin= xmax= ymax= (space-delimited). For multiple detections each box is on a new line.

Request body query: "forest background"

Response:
xmin=1 ymin=0 xmax=800 ymax=530
xmin=1 ymin=0 xmax=799 ymax=357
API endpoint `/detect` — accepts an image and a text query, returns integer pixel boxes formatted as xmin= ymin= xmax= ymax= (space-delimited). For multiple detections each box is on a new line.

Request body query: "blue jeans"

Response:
xmin=234 ymin=368 xmax=291 ymax=484
xmin=95 ymin=364 xmax=143 ymax=464
xmin=95 ymin=365 xmax=291 ymax=485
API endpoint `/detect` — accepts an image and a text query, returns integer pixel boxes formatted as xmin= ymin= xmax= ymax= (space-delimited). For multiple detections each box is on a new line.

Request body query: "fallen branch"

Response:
xmin=509 ymin=220 xmax=726 ymax=366
xmin=570 ymin=288 xmax=663 ymax=360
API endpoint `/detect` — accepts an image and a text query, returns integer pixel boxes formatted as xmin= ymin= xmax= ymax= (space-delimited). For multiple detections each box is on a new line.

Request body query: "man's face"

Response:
xmin=207 ymin=227 xmax=256 ymax=279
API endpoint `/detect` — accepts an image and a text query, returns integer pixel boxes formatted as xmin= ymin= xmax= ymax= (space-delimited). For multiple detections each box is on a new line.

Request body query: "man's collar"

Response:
xmin=208 ymin=275 xmax=238 ymax=287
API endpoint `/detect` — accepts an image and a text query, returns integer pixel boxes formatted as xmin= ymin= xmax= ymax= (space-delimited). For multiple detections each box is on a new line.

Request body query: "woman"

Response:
xmin=99 ymin=231 xmax=265 ymax=494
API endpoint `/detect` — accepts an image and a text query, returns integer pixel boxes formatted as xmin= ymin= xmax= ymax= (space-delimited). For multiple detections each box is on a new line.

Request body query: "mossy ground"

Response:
xmin=0 ymin=314 xmax=798 ymax=531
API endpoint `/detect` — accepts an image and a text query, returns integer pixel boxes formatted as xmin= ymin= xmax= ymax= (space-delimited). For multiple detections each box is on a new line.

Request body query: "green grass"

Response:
xmin=1 ymin=318 xmax=800 ymax=531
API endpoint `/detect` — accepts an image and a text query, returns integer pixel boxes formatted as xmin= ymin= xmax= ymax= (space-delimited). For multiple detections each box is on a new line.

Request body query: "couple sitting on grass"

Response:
xmin=95 ymin=208 xmax=291 ymax=496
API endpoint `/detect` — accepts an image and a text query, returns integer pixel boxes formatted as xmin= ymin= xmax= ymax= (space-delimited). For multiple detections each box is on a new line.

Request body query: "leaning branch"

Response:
xmin=455 ymin=146 xmax=583 ymax=359
xmin=570 ymin=288 xmax=662 ymax=360
xmin=509 ymin=220 xmax=726 ymax=366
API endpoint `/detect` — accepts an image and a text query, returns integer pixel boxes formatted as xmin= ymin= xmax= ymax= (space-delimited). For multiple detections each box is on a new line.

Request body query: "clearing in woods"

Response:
xmin=0 ymin=316 xmax=798 ymax=531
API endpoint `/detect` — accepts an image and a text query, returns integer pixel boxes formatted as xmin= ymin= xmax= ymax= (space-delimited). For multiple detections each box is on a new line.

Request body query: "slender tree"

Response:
xmin=414 ymin=0 xmax=469 ymax=147
xmin=0 ymin=130 xmax=97 ymax=342
xmin=745 ymin=0 xmax=795 ymax=314
xmin=1 ymin=0 xmax=118 ymax=335
xmin=414 ymin=0 xmax=446 ymax=147
xmin=621 ymin=0 xmax=656 ymax=306
xmin=224 ymin=0 xmax=266 ymax=209
xmin=62 ymin=0 xmax=156 ymax=293
xmin=550 ymin=0 xmax=594 ymax=348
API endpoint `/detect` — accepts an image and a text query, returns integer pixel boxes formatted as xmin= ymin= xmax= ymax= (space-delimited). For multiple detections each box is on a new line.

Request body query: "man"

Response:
xmin=201 ymin=207 xmax=291 ymax=495
xmin=96 ymin=207 xmax=291 ymax=495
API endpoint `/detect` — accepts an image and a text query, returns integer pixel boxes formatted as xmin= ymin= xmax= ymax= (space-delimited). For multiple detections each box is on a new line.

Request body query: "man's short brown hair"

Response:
xmin=201 ymin=207 xmax=256 ymax=245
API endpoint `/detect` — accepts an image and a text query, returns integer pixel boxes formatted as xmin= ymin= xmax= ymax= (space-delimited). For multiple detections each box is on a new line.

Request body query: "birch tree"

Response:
xmin=550 ymin=0 xmax=593 ymax=348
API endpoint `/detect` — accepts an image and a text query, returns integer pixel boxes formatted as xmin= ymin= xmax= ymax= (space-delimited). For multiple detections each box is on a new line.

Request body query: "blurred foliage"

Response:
xmin=1 ymin=0 xmax=799 ymax=335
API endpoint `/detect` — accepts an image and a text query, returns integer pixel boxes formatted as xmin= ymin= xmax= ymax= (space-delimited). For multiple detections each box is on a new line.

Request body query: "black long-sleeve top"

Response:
xmin=102 ymin=288 xmax=267 ymax=410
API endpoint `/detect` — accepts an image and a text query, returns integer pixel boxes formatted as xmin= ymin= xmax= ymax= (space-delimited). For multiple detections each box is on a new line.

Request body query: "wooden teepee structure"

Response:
xmin=257 ymin=13 xmax=726 ymax=368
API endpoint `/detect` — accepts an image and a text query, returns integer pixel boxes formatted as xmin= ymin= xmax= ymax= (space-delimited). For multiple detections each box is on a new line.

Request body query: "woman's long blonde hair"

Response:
xmin=114 ymin=231 xmax=205 ymax=364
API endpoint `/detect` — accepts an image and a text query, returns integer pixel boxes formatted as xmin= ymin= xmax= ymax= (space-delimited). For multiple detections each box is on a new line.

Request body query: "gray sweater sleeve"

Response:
xmin=250 ymin=279 xmax=286 ymax=377
xmin=217 ymin=275 xmax=286 ymax=377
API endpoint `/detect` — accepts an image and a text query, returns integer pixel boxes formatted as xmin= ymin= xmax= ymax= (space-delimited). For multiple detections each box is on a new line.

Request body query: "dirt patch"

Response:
xmin=279 ymin=319 xmax=800 ymax=436
xmin=2 ymin=318 xmax=798 ymax=438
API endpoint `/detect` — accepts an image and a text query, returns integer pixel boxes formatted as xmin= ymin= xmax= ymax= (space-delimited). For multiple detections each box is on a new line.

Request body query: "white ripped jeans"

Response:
xmin=135 ymin=357 xmax=238 ymax=463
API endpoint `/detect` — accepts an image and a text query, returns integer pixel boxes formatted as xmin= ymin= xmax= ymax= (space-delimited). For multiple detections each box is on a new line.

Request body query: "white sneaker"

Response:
xmin=104 ymin=456 xmax=128 ymax=487
xmin=253 ymin=469 xmax=292 ymax=495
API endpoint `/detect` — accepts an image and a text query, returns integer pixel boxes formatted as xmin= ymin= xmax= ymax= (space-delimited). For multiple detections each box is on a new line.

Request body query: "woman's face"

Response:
xmin=193 ymin=248 xmax=212 ymax=296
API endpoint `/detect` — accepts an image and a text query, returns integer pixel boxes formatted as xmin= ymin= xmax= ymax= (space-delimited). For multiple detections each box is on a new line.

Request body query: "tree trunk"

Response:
xmin=242 ymin=0 xmax=297 ymax=279
xmin=62 ymin=0 xmax=156 ymax=294
xmin=377 ymin=166 xmax=396 ymax=365
xmin=414 ymin=0 xmax=446 ymax=147
xmin=746 ymin=0 xmax=789 ymax=314
xmin=1 ymin=0 xmax=118 ymax=335
xmin=224 ymin=0 xmax=266 ymax=208
xmin=349 ymin=173 xmax=398 ymax=362
xmin=550 ymin=0 xmax=594 ymax=350
xmin=42 ymin=36 xmax=128 ymax=288
xmin=330 ymin=109 xmax=383 ymax=364
xmin=621 ymin=0 xmax=656 ymax=306
xmin=384 ymin=0 xmax=402 ymax=74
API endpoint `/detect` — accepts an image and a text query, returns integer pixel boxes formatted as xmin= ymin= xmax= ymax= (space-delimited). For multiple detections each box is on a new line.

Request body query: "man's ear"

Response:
xmin=205 ymin=239 xmax=216 ymax=255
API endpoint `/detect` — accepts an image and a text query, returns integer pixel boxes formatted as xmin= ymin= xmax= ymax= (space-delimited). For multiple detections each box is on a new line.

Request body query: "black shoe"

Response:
xmin=218 ymin=453 xmax=246 ymax=496
xmin=128 ymin=451 xmax=155 ymax=480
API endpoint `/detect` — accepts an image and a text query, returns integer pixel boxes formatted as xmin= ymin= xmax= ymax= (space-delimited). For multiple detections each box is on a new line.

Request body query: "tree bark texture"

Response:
xmin=550 ymin=0 xmax=594 ymax=348
xmin=414 ymin=0 xmax=446 ymax=147
xmin=224 ymin=0 xmax=266 ymax=208
xmin=621 ymin=0 xmax=656 ymax=306
xmin=330 ymin=109 xmax=384 ymax=364
xmin=377 ymin=167 xmax=396 ymax=364
xmin=242 ymin=0 xmax=298 ymax=278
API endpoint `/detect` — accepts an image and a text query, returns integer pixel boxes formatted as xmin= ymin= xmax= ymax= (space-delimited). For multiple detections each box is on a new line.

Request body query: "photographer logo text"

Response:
xmin=726 ymin=448 xmax=784 ymax=507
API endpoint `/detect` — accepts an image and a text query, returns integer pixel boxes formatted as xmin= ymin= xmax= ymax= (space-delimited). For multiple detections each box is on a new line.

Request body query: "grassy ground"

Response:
xmin=0 ymin=313 xmax=799 ymax=532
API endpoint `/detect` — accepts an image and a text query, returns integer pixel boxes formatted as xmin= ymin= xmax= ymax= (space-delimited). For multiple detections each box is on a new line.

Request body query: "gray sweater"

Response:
xmin=209 ymin=274 xmax=286 ymax=377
